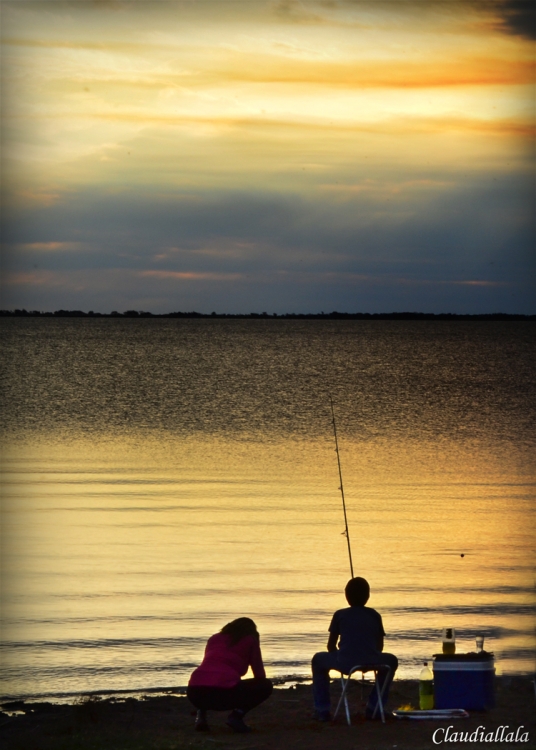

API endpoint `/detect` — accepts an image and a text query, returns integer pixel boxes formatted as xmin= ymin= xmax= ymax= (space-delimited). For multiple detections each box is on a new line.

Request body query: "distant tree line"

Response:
xmin=0 ymin=309 xmax=534 ymax=320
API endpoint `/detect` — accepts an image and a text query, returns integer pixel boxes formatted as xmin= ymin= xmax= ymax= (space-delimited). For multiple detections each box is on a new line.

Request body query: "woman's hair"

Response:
xmin=220 ymin=617 xmax=259 ymax=645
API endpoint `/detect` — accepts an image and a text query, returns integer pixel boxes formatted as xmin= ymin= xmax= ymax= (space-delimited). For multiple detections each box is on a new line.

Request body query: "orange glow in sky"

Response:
xmin=1 ymin=1 xmax=534 ymax=314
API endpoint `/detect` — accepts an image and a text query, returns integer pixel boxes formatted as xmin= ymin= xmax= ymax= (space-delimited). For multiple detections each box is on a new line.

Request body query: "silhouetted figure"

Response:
xmin=311 ymin=577 xmax=398 ymax=721
xmin=187 ymin=617 xmax=273 ymax=733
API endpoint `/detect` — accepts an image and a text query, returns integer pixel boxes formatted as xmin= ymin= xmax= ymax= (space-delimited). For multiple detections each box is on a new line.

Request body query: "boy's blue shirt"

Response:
xmin=329 ymin=605 xmax=385 ymax=670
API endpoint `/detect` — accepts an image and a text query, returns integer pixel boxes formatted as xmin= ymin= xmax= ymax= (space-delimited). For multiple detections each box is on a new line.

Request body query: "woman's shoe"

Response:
xmin=226 ymin=710 xmax=252 ymax=733
xmin=194 ymin=710 xmax=210 ymax=731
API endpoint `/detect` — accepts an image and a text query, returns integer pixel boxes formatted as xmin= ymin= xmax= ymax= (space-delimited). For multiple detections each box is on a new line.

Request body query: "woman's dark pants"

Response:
xmin=187 ymin=678 xmax=273 ymax=715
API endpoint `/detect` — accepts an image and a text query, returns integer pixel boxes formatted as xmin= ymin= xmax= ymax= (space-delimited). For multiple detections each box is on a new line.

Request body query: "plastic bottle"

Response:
xmin=419 ymin=662 xmax=434 ymax=710
xmin=442 ymin=627 xmax=456 ymax=655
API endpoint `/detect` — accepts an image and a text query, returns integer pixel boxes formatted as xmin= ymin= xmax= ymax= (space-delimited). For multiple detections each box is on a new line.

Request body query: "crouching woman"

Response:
xmin=187 ymin=617 xmax=273 ymax=733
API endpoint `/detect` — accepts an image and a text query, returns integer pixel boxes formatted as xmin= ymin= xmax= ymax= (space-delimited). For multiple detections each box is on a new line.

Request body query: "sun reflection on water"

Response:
xmin=1 ymin=432 xmax=533 ymax=697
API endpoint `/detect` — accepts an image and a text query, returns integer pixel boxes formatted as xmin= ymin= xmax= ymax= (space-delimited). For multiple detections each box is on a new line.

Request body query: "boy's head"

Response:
xmin=345 ymin=577 xmax=370 ymax=606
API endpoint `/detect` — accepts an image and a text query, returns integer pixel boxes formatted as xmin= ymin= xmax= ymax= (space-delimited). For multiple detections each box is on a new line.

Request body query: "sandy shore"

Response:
xmin=1 ymin=676 xmax=534 ymax=750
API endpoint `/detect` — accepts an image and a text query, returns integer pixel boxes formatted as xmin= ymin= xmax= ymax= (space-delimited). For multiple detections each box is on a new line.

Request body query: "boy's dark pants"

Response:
xmin=312 ymin=651 xmax=398 ymax=714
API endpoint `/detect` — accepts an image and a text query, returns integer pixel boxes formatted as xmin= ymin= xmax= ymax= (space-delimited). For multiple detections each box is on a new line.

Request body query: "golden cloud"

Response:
xmin=5 ymin=271 xmax=62 ymax=286
xmin=139 ymin=271 xmax=245 ymax=281
xmin=62 ymin=110 xmax=534 ymax=139
xmin=212 ymin=55 xmax=534 ymax=89
xmin=19 ymin=242 xmax=80 ymax=251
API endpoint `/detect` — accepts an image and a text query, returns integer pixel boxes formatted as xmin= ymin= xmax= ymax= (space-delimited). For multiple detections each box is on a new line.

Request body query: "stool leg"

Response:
xmin=342 ymin=677 xmax=352 ymax=725
xmin=334 ymin=678 xmax=345 ymax=720
xmin=375 ymin=674 xmax=385 ymax=723
xmin=371 ymin=666 xmax=391 ymax=723
xmin=369 ymin=671 xmax=379 ymax=721
xmin=334 ymin=675 xmax=352 ymax=725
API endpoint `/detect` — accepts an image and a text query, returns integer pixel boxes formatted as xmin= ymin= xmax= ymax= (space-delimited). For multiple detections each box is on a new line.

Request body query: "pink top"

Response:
xmin=188 ymin=632 xmax=266 ymax=688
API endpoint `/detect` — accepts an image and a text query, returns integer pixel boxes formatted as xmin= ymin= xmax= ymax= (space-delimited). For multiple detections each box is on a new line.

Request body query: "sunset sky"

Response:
xmin=1 ymin=0 xmax=534 ymax=314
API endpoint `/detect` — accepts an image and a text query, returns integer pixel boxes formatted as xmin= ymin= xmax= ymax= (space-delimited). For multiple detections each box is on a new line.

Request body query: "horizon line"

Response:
xmin=1 ymin=310 xmax=534 ymax=321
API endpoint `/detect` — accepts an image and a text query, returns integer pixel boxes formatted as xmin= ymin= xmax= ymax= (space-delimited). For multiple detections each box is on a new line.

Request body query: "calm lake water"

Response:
xmin=1 ymin=319 xmax=534 ymax=699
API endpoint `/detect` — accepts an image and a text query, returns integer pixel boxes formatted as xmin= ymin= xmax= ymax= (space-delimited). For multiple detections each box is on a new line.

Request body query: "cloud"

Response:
xmin=12 ymin=190 xmax=63 ymax=208
xmin=13 ymin=45 xmax=530 ymax=89
xmin=139 ymin=270 xmax=244 ymax=282
xmin=3 ymin=37 xmax=166 ymax=53
xmin=455 ymin=280 xmax=504 ymax=287
xmin=496 ymin=0 xmax=536 ymax=39
xmin=2 ymin=172 xmax=533 ymax=283
xmin=4 ymin=270 xmax=66 ymax=287
xmin=272 ymin=0 xmax=326 ymax=24
xmin=42 ymin=111 xmax=533 ymax=141
xmin=207 ymin=54 xmax=534 ymax=89
xmin=18 ymin=242 xmax=80 ymax=252
xmin=0 ymin=267 xmax=528 ymax=316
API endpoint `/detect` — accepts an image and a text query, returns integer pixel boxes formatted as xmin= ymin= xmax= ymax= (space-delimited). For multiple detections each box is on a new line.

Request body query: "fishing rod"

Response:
xmin=329 ymin=394 xmax=354 ymax=578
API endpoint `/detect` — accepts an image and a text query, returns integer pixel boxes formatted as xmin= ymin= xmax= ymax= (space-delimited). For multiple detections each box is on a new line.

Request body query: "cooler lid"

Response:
xmin=433 ymin=660 xmax=495 ymax=672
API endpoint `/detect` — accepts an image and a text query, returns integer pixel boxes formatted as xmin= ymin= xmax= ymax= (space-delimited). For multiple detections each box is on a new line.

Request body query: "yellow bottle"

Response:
xmin=419 ymin=662 xmax=434 ymax=710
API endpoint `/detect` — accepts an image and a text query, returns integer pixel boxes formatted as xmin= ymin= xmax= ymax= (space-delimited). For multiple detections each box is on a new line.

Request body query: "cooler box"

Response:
xmin=433 ymin=655 xmax=495 ymax=711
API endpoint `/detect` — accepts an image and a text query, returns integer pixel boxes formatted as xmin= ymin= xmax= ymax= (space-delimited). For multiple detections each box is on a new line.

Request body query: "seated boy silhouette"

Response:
xmin=312 ymin=576 xmax=398 ymax=721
